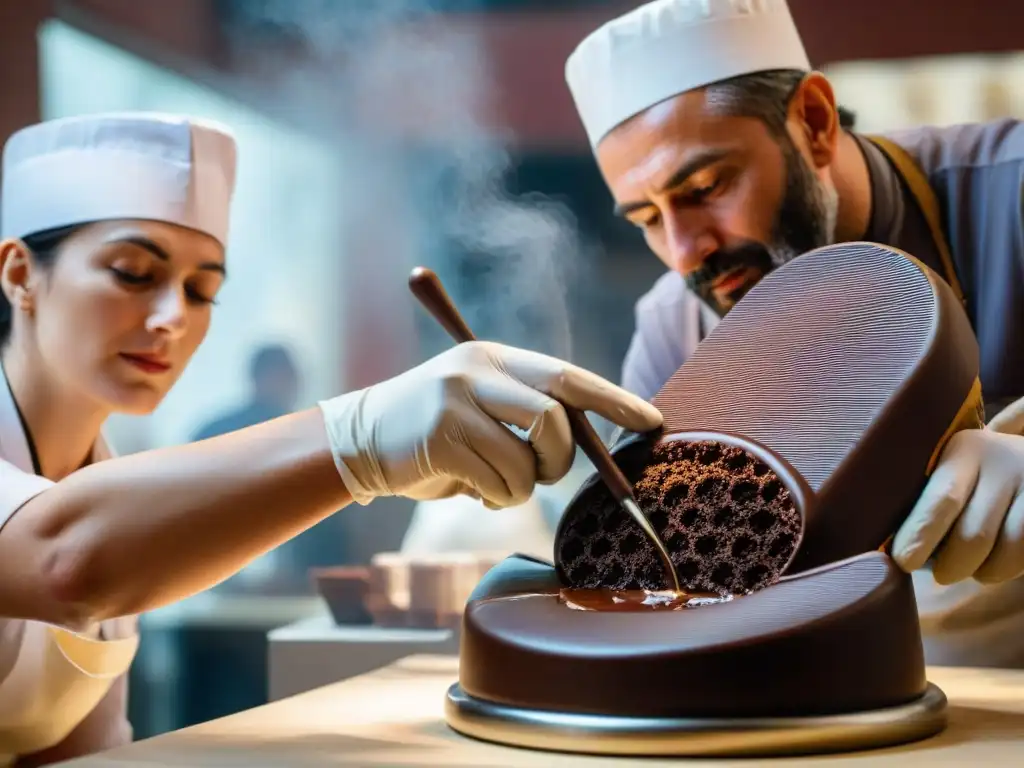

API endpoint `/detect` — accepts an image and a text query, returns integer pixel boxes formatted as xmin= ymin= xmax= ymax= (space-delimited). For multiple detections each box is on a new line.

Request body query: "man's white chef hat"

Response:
xmin=566 ymin=0 xmax=811 ymax=149
xmin=1 ymin=112 xmax=237 ymax=247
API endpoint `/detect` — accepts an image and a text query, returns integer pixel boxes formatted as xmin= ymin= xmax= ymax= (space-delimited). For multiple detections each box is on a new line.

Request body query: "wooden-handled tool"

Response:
xmin=408 ymin=266 xmax=682 ymax=594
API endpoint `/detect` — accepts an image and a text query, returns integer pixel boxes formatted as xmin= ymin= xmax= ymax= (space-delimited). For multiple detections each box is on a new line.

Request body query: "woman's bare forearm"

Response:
xmin=0 ymin=408 xmax=353 ymax=627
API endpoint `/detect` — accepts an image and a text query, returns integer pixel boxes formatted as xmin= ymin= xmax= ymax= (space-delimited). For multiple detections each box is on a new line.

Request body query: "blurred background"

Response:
xmin=1 ymin=0 xmax=1022 ymax=741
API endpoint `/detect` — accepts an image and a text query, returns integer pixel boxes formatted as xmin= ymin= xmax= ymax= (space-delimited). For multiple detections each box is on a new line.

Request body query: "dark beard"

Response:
xmin=684 ymin=241 xmax=774 ymax=316
xmin=685 ymin=136 xmax=836 ymax=316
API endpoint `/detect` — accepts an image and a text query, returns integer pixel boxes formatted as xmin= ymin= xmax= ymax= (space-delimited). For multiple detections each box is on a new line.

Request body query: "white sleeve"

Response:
xmin=0 ymin=458 xmax=53 ymax=534
xmin=621 ymin=272 xmax=698 ymax=401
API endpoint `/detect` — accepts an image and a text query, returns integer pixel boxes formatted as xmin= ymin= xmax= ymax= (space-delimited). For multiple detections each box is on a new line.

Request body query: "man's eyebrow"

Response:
xmin=613 ymin=149 xmax=731 ymax=217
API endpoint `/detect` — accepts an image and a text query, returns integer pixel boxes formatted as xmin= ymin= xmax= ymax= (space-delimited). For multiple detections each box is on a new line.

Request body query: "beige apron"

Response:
xmin=865 ymin=135 xmax=967 ymax=307
xmin=0 ymin=368 xmax=138 ymax=763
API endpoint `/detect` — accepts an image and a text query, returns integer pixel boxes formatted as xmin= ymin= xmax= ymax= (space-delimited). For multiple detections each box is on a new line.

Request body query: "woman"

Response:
xmin=0 ymin=113 xmax=662 ymax=764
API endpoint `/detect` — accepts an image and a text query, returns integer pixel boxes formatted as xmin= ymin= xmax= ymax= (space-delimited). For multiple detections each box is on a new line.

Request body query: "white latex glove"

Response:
xmin=318 ymin=341 xmax=663 ymax=509
xmin=892 ymin=396 xmax=1024 ymax=585
xmin=988 ymin=396 xmax=1024 ymax=435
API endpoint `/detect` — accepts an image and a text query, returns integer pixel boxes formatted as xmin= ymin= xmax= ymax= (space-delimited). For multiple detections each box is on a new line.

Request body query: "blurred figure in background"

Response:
xmin=192 ymin=344 xmax=300 ymax=441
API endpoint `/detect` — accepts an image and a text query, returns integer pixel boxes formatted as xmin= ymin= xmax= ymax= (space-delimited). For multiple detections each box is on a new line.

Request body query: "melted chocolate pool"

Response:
xmin=559 ymin=588 xmax=734 ymax=612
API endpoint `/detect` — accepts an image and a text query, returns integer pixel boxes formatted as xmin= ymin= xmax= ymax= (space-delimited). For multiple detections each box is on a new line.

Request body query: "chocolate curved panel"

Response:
xmin=460 ymin=552 xmax=926 ymax=719
xmin=555 ymin=242 xmax=981 ymax=592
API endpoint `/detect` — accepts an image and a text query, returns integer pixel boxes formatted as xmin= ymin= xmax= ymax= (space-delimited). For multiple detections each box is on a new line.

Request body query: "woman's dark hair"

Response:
xmin=0 ymin=225 xmax=80 ymax=348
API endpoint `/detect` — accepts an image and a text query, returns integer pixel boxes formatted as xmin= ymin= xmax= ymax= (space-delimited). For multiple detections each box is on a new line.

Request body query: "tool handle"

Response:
xmin=408 ymin=266 xmax=636 ymax=504
xmin=562 ymin=409 xmax=635 ymax=503
xmin=408 ymin=267 xmax=477 ymax=343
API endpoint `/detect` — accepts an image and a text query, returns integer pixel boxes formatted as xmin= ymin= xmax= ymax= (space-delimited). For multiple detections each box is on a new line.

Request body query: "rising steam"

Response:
xmin=227 ymin=0 xmax=586 ymax=362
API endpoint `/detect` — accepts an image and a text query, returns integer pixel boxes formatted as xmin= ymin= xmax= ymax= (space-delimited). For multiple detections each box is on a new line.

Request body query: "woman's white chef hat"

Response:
xmin=1 ymin=112 xmax=237 ymax=247
xmin=565 ymin=0 xmax=811 ymax=150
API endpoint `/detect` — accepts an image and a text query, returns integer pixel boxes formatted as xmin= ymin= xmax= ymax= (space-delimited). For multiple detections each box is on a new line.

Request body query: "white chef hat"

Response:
xmin=1 ymin=112 xmax=237 ymax=247
xmin=566 ymin=0 xmax=811 ymax=149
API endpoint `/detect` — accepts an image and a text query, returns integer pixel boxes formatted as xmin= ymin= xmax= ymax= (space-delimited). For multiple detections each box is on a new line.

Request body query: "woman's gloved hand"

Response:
xmin=317 ymin=341 xmax=663 ymax=509
xmin=892 ymin=396 xmax=1024 ymax=585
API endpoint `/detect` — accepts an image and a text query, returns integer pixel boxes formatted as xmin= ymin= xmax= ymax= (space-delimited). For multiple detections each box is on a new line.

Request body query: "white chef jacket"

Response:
xmin=0 ymin=366 xmax=138 ymax=763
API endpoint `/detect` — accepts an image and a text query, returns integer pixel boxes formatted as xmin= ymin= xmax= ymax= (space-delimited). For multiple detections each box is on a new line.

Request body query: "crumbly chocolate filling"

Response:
xmin=557 ymin=440 xmax=802 ymax=595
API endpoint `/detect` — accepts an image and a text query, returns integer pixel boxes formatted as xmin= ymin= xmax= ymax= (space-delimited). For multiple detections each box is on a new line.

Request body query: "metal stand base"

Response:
xmin=444 ymin=682 xmax=948 ymax=757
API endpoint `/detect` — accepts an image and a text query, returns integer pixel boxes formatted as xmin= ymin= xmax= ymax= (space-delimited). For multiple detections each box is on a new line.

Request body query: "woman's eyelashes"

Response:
xmin=109 ymin=267 xmax=217 ymax=305
xmin=109 ymin=266 xmax=149 ymax=285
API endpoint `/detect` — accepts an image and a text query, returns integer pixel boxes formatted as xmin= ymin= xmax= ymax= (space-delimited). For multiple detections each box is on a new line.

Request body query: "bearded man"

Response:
xmin=566 ymin=0 xmax=1024 ymax=668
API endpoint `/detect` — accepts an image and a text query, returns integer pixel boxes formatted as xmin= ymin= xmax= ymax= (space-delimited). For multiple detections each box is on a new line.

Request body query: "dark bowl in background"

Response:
xmin=310 ymin=566 xmax=373 ymax=626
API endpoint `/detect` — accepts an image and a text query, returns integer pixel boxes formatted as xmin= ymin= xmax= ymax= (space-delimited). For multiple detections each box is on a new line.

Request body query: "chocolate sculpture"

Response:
xmin=445 ymin=243 xmax=982 ymax=756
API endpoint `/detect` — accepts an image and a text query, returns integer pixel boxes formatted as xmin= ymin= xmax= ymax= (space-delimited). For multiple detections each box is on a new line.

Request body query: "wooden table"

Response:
xmin=60 ymin=656 xmax=1024 ymax=766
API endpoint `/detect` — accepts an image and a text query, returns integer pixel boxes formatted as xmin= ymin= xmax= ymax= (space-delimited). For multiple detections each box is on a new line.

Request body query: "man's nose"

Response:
xmin=663 ymin=210 xmax=718 ymax=274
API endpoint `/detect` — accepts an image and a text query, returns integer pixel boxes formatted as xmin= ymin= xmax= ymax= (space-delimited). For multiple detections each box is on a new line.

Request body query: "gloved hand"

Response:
xmin=892 ymin=396 xmax=1024 ymax=585
xmin=318 ymin=341 xmax=663 ymax=509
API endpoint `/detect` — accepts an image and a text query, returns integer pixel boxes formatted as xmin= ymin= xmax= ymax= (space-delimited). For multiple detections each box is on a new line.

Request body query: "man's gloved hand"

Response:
xmin=892 ymin=396 xmax=1024 ymax=585
xmin=317 ymin=341 xmax=663 ymax=509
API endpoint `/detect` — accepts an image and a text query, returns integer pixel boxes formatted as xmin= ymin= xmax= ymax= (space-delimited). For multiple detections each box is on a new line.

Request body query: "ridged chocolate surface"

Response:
xmin=558 ymin=439 xmax=800 ymax=594
xmin=652 ymin=243 xmax=980 ymax=571
xmin=658 ymin=243 xmax=945 ymax=488
xmin=460 ymin=553 xmax=928 ymax=718
xmin=555 ymin=243 xmax=980 ymax=580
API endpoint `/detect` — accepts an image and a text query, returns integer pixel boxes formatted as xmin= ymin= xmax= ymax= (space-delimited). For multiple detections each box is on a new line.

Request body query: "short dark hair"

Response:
xmin=0 ymin=225 xmax=79 ymax=348
xmin=705 ymin=69 xmax=856 ymax=136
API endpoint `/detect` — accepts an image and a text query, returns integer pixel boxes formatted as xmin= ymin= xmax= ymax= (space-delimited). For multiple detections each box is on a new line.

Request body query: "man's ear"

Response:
xmin=0 ymin=238 xmax=36 ymax=312
xmin=787 ymin=72 xmax=841 ymax=169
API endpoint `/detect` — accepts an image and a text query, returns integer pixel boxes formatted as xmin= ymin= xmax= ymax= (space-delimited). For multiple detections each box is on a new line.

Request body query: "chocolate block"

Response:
xmin=408 ymin=553 xmax=481 ymax=629
xmin=366 ymin=552 xmax=411 ymax=627
xmin=364 ymin=551 xmax=500 ymax=629
xmin=555 ymin=243 xmax=982 ymax=590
